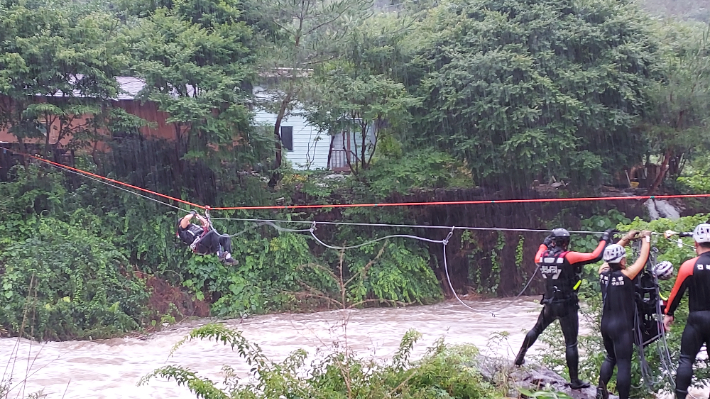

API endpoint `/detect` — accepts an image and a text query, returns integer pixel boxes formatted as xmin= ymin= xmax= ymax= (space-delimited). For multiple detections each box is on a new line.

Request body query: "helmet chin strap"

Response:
xmin=548 ymin=245 xmax=565 ymax=255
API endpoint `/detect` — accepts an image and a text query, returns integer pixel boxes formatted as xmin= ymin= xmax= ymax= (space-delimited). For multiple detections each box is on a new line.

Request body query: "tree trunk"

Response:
xmin=173 ymin=123 xmax=185 ymax=196
xmin=647 ymin=149 xmax=672 ymax=196
xmin=326 ymin=135 xmax=335 ymax=169
xmin=269 ymin=93 xmax=292 ymax=188
xmin=43 ymin=113 xmax=51 ymax=158
xmin=360 ymin=124 xmax=367 ymax=171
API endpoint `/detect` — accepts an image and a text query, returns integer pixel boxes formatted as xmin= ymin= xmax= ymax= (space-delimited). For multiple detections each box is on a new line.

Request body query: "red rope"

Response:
xmin=5 ymin=148 xmax=205 ymax=209
xmin=6 ymin=147 xmax=710 ymax=211
xmin=210 ymin=194 xmax=710 ymax=210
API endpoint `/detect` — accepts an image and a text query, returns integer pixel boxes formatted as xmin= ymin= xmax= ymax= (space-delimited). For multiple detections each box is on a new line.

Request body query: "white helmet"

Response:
xmin=652 ymin=261 xmax=674 ymax=280
xmin=603 ymin=244 xmax=627 ymax=263
xmin=693 ymin=223 xmax=710 ymax=243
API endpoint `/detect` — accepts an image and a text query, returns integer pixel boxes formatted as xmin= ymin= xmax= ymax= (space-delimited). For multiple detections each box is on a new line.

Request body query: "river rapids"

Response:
xmin=0 ymin=297 xmax=703 ymax=398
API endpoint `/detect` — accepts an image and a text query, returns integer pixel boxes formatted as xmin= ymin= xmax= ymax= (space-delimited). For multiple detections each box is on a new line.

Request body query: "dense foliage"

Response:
xmin=0 ymin=0 xmax=708 ymax=343
xmin=139 ymin=323 xmax=506 ymax=399
xmin=410 ymin=0 xmax=658 ymax=191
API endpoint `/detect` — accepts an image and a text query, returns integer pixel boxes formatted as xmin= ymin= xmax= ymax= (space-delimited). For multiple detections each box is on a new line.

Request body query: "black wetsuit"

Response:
xmin=665 ymin=252 xmax=710 ymax=399
xmin=598 ymin=269 xmax=636 ymax=399
xmin=177 ymin=223 xmax=233 ymax=255
xmin=515 ymin=240 xmax=607 ymax=386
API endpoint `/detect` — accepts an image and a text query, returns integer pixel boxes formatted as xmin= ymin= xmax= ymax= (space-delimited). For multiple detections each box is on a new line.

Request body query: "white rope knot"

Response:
xmin=310 ymin=221 xmax=317 ymax=233
xmin=443 ymin=227 xmax=455 ymax=245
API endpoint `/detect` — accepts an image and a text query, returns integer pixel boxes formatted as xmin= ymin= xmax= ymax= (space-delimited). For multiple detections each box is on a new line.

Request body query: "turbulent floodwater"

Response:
xmin=0 ymin=297 xmax=704 ymax=399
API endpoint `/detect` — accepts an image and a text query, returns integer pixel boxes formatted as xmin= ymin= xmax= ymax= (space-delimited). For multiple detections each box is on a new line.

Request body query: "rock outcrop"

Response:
xmin=475 ymin=356 xmax=619 ymax=399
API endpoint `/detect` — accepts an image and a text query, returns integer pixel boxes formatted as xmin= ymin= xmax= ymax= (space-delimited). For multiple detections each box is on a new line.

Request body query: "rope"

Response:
xmin=309 ymin=230 xmax=447 ymax=250
xmin=33 ymin=152 xmax=617 ymax=245
xmin=7 ymin=147 xmax=710 ymax=211
xmin=440 ymin=229 xmax=480 ymax=312
xmin=489 ymin=265 xmax=540 ymax=317
xmin=222 ymin=221 xmax=312 ymax=238
xmin=211 ymin=217 xmax=608 ymax=235
xmin=59 ymin=164 xmax=185 ymax=212
xmin=208 ymin=194 xmax=710 ymax=211
xmin=4 ymin=148 xmax=204 ymax=209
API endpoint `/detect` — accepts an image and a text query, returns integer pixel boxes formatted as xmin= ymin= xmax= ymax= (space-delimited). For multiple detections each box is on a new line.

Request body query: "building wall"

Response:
xmin=0 ymin=96 xmax=77 ymax=146
xmin=253 ymin=110 xmax=330 ymax=170
xmin=1 ymin=88 xmax=336 ymax=172
xmin=115 ymin=99 xmax=177 ymax=141
xmin=0 ymin=96 xmax=177 ymax=147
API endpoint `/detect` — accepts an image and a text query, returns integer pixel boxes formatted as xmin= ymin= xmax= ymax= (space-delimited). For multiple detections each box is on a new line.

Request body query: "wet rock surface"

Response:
xmin=476 ymin=355 xmax=619 ymax=399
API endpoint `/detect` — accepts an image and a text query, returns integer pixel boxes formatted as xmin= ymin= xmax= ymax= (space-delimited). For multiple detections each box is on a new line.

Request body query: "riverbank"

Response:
xmin=2 ymin=297 xmax=701 ymax=399
xmin=2 ymin=298 xmax=541 ymax=398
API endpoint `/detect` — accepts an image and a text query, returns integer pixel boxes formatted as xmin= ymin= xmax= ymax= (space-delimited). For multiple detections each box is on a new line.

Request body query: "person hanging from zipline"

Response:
xmin=513 ymin=227 xmax=615 ymax=390
xmin=177 ymin=210 xmax=237 ymax=265
xmin=596 ymin=230 xmax=651 ymax=399
xmin=663 ymin=223 xmax=710 ymax=399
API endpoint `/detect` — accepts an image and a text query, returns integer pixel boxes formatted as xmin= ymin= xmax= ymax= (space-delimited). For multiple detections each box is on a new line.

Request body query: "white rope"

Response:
xmin=629 ymin=242 xmax=677 ymax=391
xmin=211 ymin=216 xmax=609 ymax=235
xmin=489 ymin=264 xmax=540 ymax=317
xmin=309 ymin=229 xmax=446 ymax=250
xmin=222 ymin=221 xmax=312 ymax=237
xmin=441 ymin=230 xmax=479 ymax=312
xmin=36 ymin=159 xmax=620 ymax=238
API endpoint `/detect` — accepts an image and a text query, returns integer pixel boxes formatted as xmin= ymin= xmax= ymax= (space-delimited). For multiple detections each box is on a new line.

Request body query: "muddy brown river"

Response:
xmin=0 ymin=297 xmax=704 ymax=398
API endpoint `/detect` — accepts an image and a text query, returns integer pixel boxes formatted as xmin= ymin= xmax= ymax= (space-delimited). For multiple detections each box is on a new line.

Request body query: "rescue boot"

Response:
xmin=595 ymin=385 xmax=609 ymax=399
xmin=569 ymin=379 xmax=590 ymax=390
xmin=567 ymin=346 xmax=589 ymax=389
xmin=514 ymin=347 xmax=526 ymax=366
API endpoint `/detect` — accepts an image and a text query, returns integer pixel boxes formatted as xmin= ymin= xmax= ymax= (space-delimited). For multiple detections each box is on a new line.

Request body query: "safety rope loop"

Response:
xmin=203 ymin=205 xmax=216 ymax=231
xmin=443 ymin=227 xmax=454 ymax=246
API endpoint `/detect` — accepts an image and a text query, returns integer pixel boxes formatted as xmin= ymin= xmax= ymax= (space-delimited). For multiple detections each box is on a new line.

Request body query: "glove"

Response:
xmin=543 ymin=234 xmax=555 ymax=247
xmin=600 ymin=228 xmax=617 ymax=243
xmin=623 ymin=230 xmax=639 ymax=241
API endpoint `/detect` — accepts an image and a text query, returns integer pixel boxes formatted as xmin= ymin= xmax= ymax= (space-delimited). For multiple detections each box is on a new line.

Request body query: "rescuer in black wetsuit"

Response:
xmin=596 ymin=230 xmax=651 ymax=399
xmin=663 ymin=223 xmax=710 ymax=399
xmin=514 ymin=227 xmax=614 ymax=390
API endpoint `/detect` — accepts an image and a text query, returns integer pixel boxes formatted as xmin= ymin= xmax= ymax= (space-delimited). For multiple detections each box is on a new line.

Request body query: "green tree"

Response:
xmin=406 ymin=0 xmax=660 ymax=192
xmin=249 ymin=0 xmax=371 ymax=185
xmin=305 ymin=73 xmax=416 ymax=174
xmin=0 ymin=0 xmax=127 ymax=157
xmin=303 ymin=14 xmax=418 ymax=174
xmin=126 ymin=3 xmax=260 ymax=201
xmin=641 ymin=22 xmax=710 ymax=194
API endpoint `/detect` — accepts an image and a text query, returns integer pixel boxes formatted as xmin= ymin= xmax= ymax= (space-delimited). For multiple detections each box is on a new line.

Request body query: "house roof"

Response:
xmin=45 ymin=75 xmax=190 ymax=101
xmin=44 ymin=68 xmax=305 ymax=101
xmin=115 ymin=77 xmax=145 ymax=100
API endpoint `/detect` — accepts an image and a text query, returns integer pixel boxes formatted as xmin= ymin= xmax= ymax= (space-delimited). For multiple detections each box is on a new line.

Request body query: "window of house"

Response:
xmin=281 ymin=126 xmax=293 ymax=152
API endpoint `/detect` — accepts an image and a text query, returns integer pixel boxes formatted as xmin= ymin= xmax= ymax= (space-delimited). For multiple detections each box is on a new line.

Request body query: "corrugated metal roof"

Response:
xmin=115 ymin=77 xmax=145 ymax=100
xmin=44 ymin=76 xmax=195 ymax=100
xmin=42 ymin=69 xmax=301 ymax=100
